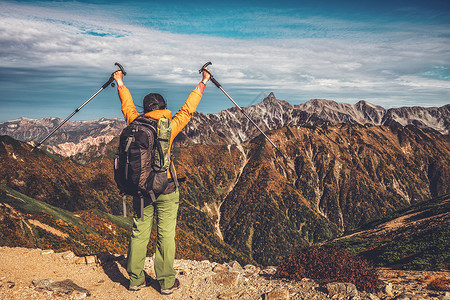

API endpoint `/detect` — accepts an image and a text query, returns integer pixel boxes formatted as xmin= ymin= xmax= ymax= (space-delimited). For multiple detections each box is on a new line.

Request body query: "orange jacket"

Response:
xmin=117 ymin=85 xmax=203 ymax=177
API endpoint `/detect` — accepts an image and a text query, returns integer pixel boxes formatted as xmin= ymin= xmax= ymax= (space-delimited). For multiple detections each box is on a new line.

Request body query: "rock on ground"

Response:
xmin=0 ymin=246 xmax=449 ymax=299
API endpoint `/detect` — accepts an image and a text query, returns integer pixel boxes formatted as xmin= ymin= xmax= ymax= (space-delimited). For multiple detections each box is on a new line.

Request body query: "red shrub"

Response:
xmin=427 ymin=276 xmax=450 ymax=291
xmin=276 ymin=246 xmax=381 ymax=293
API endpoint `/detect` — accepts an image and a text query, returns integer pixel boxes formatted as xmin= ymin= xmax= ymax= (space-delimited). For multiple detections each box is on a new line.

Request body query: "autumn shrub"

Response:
xmin=426 ymin=276 xmax=450 ymax=291
xmin=276 ymin=246 xmax=381 ymax=293
xmin=420 ymin=274 xmax=435 ymax=283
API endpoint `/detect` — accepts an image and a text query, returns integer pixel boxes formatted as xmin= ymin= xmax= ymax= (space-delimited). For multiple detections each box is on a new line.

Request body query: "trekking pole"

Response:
xmin=33 ymin=62 xmax=126 ymax=150
xmin=199 ymin=62 xmax=286 ymax=159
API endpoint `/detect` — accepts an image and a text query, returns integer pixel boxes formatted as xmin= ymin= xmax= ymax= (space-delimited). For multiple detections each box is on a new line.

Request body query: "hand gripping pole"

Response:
xmin=33 ymin=63 xmax=126 ymax=150
xmin=199 ymin=62 xmax=286 ymax=159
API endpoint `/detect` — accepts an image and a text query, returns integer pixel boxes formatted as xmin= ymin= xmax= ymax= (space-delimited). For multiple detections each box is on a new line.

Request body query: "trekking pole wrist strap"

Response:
xmin=196 ymin=82 xmax=206 ymax=93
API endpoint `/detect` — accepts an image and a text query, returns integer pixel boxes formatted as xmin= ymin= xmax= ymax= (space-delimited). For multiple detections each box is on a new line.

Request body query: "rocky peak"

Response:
xmin=266 ymin=92 xmax=277 ymax=101
xmin=259 ymin=93 xmax=290 ymax=108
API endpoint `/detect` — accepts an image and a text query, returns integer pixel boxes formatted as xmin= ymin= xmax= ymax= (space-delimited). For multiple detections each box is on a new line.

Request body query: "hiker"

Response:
xmin=113 ymin=67 xmax=211 ymax=294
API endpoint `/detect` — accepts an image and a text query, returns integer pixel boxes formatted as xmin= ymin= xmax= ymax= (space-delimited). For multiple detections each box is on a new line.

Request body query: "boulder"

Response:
xmin=264 ymin=288 xmax=290 ymax=300
xmin=326 ymin=282 xmax=359 ymax=299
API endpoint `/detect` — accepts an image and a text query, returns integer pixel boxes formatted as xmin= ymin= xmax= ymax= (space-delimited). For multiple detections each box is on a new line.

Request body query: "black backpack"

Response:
xmin=114 ymin=115 xmax=178 ymax=220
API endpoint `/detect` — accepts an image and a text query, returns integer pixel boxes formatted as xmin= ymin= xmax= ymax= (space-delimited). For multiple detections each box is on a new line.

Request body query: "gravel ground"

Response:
xmin=0 ymin=246 xmax=449 ymax=300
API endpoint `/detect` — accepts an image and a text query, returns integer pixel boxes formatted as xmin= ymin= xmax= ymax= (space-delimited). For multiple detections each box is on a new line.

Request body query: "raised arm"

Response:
xmin=114 ymin=70 xmax=139 ymax=124
xmin=171 ymin=68 xmax=211 ymax=139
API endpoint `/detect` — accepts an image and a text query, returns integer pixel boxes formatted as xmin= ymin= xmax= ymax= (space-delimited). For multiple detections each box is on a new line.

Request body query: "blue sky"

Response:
xmin=0 ymin=0 xmax=449 ymax=122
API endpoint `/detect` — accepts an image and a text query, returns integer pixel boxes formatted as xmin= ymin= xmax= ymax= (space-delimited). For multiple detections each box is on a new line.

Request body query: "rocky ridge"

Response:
xmin=1 ymin=95 xmax=448 ymax=157
xmin=175 ymin=94 xmax=449 ymax=147
xmin=1 ymin=246 xmax=449 ymax=300
xmin=0 ymin=117 xmax=124 ymax=156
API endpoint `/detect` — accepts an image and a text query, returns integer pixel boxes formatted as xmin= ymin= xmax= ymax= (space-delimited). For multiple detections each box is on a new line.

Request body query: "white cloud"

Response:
xmin=0 ymin=1 xmax=449 ymax=112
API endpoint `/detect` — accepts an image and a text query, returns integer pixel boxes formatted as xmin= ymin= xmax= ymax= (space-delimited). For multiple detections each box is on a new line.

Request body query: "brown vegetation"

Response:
xmin=276 ymin=246 xmax=381 ymax=293
xmin=426 ymin=276 xmax=450 ymax=291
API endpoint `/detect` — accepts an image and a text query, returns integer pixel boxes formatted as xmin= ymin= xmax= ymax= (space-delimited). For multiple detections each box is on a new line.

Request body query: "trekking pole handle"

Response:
xmin=199 ymin=61 xmax=212 ymax=73
xmin=115 ymin=62 xmax=127 ymax=76
xmin=104 ymin=62 xmax=127 ymax=89
xmin=199 ymin=61 xmax=221 ymax=88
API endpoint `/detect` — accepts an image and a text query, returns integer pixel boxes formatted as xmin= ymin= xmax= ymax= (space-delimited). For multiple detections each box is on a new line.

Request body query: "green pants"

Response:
xmin=127 ymin=189 xmax=179 ymax=290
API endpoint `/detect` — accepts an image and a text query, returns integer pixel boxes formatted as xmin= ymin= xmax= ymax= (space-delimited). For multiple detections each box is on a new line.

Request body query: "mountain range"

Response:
xmin=1 ymin=94 xmax=448 ymax=156
xmin=179 ymin=94 xmax=449 ymax=148
xmin=0 ymin=94 xmax=449 ymax=267
xmin=1 ymin=125 xmax=448 ymax=266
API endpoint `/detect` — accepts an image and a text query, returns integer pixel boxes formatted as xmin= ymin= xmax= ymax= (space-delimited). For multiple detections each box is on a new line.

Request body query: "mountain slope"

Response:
xmin=0 ymin=184 xmax=254 ymax=264
xmin=218 ymin=124 xmax=449 ymax=265
xmin=330 ymin=193 xmax=449 ymax=270
xmin=0 ymin=135 xmax=123 ymax=213
xmin=0 ymin=184 xmax=131 ymax=255
xmin=1 ymin=122 xmax=449 ymax=267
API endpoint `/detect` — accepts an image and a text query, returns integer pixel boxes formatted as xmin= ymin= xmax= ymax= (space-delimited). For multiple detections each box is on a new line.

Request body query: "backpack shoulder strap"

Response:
xmin=169 ymin=159 xmax=179 ymax=188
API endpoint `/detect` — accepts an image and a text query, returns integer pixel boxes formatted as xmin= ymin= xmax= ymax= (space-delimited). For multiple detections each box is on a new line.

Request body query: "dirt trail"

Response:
xmin=0 ymin=247 xmax=164 ymax=299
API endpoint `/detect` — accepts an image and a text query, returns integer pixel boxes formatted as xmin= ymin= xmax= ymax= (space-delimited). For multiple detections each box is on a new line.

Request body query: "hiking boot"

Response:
xmin=129 ymin=281 xmax=146 ymax=291
xmin=160 ymin=278 xmax=180 ymax=295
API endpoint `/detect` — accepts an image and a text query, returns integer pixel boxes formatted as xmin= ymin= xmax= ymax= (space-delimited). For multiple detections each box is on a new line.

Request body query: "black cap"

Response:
xmin=143 ymin=93 xmax=166 ymax=113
